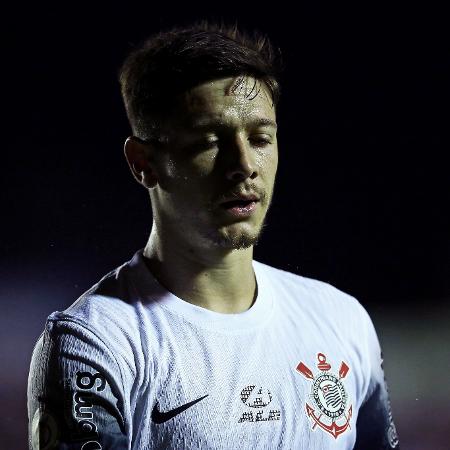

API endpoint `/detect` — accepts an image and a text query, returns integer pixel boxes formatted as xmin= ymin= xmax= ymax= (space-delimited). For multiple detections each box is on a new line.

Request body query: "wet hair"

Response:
xmin=118 ymin=20 xmax=283 ymax=142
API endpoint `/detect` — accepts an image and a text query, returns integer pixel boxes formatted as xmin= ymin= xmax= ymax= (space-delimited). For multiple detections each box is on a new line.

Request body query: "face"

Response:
xmin=147 ymin=75 xmax=278 ymax=251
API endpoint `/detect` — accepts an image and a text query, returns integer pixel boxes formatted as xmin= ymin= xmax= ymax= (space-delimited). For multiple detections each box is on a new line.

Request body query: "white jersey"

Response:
xmin=28 ymin=249 xmax=399 ymax=449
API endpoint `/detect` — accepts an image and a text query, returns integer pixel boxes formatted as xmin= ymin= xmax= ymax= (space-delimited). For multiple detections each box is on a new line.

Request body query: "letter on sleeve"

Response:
xmin=27 ymin=320 xmax=130 ymax=449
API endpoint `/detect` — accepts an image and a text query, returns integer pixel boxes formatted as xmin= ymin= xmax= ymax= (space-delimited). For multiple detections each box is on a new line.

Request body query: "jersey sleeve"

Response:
xmin=353 ymin=306 xmax=400 ymax=450
xmin=27 ymin=318 xmax=130 ymax=449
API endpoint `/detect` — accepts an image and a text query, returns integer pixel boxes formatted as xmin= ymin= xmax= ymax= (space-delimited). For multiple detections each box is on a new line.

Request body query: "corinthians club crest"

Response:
xmin=295 ymin=353 xmax=352 ymax=439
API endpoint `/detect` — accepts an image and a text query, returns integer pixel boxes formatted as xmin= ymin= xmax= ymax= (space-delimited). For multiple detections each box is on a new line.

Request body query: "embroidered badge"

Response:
xmin=295 ymin=353 xmax=352 ymax=439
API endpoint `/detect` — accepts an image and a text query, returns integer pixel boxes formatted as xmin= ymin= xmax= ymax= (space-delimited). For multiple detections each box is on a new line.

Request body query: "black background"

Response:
xmin=2 ymin=3 xmax=449 ymax=449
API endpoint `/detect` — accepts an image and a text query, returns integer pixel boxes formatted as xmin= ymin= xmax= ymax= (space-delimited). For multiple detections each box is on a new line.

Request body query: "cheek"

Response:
xmin=169 ymin=151 xmax=217 ymax=177
xmin=165 ymin=157 xmax=179 ymax=178
xmin=158 ymin=156 xmax=214 ymax=201
xmin=162 ymin=156 xmax=194 ymax=185
xmin=256 ymin=149 xmax=278 ymax=177
xmin=154 ymin=156 xmax=191 ymax=193
xmin=181 ymin=153 xmax=218 ymax=180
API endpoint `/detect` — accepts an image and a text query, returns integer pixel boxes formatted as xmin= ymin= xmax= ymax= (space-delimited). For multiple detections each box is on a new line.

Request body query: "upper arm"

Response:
xmin=353 ymin=307 xmax=400 ymax=450
xmin=27 ymin=320 xmax=130 ymax=449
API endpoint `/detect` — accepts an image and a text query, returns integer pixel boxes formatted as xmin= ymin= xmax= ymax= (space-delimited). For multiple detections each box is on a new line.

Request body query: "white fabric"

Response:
xmin=28 ymin=248 xmax=399 ymax=449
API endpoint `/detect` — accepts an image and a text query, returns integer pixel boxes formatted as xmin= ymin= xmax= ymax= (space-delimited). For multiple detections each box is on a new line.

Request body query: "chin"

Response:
xmin=206 ymin=225 xmax=265 ymax=250
xmin=210 ymin=237 xmax=258 ymax=250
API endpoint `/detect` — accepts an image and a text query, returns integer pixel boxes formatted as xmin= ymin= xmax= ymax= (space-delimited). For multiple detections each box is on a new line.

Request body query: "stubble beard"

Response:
xmin=207 ymin=226 xmax=263 ymax=250
xmin=200 ymin=206 xmax=271 ymax=251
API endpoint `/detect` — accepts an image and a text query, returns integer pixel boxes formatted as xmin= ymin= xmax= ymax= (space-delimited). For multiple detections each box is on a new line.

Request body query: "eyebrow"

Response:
xmin=189 ymin=117 xmax=277 ymax=131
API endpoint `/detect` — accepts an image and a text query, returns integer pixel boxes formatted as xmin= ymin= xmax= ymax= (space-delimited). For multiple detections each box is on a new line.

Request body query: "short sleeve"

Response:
xmin=27 ymin=318 xmax=130 ymax=449
xmin=353 ymin=306 xmax=400 ymax=450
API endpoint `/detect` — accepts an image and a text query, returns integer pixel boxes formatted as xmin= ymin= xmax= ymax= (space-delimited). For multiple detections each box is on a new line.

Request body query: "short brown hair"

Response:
xmin=118 ymin=21 xmax=283 ymax=142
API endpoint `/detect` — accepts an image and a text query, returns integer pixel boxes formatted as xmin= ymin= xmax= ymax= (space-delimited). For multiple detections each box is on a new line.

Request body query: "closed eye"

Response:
xmin=201 ymin=139 xmax=220 ymax=150
xmin=190 ymin=134 xmax=273 ymax=152
xmin=187 ymin=137 xmax=219 ymax=153
xmin=249 ymin=135 xmax=273 ymax=148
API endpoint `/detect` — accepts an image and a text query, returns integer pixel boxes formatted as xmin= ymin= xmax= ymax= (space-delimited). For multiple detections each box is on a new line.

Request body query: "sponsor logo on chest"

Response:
xmin=238 ymin=385 xmax=281 ymax=423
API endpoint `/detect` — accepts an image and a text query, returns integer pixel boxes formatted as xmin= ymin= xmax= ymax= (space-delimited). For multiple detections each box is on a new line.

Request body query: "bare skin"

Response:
xmin=124 ymin=76 xmax=278 ymax=313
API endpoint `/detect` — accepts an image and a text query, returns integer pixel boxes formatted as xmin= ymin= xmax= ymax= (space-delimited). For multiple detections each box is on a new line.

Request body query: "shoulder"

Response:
xmin=254 ymin=260 xmax=373 ymax=331
xmin=256 ymin=260 xmax=364 ymax=311
xmin=43 ymin=255 xmax=147 ymax=374
xmin=57 ymin=260 xmax=136 ymax=325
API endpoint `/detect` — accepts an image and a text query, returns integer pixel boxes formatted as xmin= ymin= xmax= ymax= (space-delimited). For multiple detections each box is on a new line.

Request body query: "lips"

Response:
xmin=219 ymin=195 xmax=260 ymax=208
xmin=220 ymin=199 xmax=258 ymax=216
xmin=221 ymin=199 xmax=255 ymax=208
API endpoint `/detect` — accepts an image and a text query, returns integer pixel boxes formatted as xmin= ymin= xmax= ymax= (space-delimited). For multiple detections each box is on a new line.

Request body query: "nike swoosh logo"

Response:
xmin=151 ymin=394 xmax=209 ymax=424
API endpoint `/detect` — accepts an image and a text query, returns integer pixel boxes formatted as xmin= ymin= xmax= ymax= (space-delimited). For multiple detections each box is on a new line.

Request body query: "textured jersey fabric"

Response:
xmin=28 ymin=249 xmax=400 ymax=449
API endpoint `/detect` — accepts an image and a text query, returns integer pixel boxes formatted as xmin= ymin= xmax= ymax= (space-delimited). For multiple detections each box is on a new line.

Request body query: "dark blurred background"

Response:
xmin=2 ymin=3 xmax=449 ymax=449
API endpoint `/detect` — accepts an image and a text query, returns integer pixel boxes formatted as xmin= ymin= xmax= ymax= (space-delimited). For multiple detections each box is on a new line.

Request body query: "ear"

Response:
xmin=123 ymin=136 xmax=158 ymax=188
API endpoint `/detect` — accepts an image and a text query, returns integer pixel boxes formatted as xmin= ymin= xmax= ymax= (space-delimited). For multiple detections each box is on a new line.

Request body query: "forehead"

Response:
xmin=173 ymin=76 xmax=276 ymax=129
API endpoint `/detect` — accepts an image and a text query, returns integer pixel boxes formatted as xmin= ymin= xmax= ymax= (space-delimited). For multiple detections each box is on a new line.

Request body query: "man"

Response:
xmin=28 ymin=22 xmax=400 ymax=449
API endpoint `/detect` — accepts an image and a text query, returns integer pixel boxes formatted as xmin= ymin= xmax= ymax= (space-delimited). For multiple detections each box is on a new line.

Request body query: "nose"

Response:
xmin=225 ymin=135 xmax=257 ymax=182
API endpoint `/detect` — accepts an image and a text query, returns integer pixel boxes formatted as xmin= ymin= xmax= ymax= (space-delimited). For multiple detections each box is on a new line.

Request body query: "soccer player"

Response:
xmin=28 ymin=22 xmax=400 ymax=449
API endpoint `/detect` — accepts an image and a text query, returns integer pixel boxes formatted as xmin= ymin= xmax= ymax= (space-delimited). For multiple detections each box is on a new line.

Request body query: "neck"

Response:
xmin=142 ymin=223 xmax=257 ymax=313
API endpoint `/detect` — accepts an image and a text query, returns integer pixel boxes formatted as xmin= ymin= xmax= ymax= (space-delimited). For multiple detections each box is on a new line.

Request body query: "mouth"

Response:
xmin=219 ymin=199 xmax=259 ymax=217
xmin=220 ymin=199 xmax=257 ymax=209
